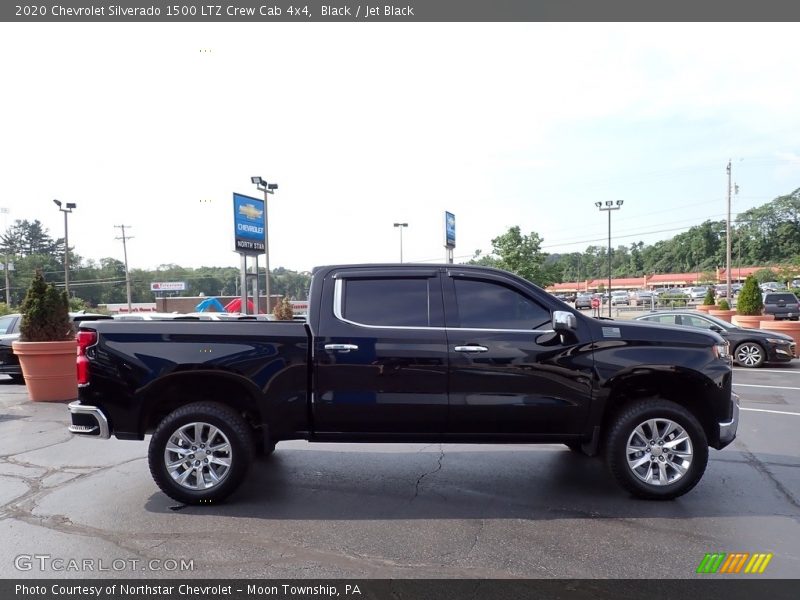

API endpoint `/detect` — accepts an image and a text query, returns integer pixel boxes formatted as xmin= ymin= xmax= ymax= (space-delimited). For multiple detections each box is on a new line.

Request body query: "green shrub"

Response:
xmin=19 ymin=270 xmax=73 ymax=342
xmin=736 ymin=275 xmax=764 ymax=316
xmin=702 ymin=288 xmax=716 ymax=306
xmin=718 ymin=299 xmax=730 ymax=310
xmin=658 ymin=293 xmax=687 ymax=308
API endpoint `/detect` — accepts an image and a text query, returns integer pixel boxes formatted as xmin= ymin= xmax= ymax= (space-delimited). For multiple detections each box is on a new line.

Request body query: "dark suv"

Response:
xmin=762 ymin=292 xmax=800 ymax=321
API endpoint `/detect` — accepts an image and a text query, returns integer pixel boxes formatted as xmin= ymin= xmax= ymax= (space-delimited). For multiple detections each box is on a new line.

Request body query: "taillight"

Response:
xmin=76 ymin=330 xmax=97 ymax=386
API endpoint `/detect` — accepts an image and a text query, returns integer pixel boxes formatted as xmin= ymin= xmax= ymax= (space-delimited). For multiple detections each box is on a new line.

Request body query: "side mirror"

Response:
xmin=710 ymin=325 xmax=724 ymax=333
xmin=552 ymin=310 xmax=577 ymax=333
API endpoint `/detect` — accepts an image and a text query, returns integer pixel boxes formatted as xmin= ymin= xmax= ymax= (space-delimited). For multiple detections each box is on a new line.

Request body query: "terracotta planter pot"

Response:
xmin=759 ymin=320 xmax=800 ymax=357
xmin=708 ymin=309 xmax=737 ymax=323
xmin=696 ymin=305 xmax=719 ymax=313
xmin=732 ymin=314 xmax=772 ymax=329
xmin=12 ymin=340 xmax=78 ymax=402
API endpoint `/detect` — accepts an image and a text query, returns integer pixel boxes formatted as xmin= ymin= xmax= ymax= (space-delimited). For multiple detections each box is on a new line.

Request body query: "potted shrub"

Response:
xmin=11 ymin=270 xmax=78 ymax=402
xmin=709 ymin=297 xmax=736 ymax=322
xmin=697 ymin=288 xmax=718 ymax=313
xmin=731 ymin=275 xmax=767 ymax=328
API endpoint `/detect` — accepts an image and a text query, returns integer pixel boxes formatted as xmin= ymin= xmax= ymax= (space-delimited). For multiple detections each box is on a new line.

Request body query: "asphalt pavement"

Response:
xmin=0 ymin=366 xmax=798 ymax=579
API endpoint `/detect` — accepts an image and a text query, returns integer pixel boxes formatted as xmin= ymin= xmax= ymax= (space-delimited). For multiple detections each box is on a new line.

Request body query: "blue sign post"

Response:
xmin=233 ymin=193 xmax=266 ymax=255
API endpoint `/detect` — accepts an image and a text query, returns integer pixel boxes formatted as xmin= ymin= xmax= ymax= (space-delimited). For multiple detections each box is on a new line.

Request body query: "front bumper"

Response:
xmin=68 ymin=401 xmax=110 ymax=439
xmin=718 ymin=392 xmax=740 ymax=448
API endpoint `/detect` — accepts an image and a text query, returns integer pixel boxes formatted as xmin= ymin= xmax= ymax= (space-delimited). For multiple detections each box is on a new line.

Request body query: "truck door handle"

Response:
xmin=454 ymin=345 xmax=489 ymax=353
xmin=324 ymin=343 xmax=359 ymax=353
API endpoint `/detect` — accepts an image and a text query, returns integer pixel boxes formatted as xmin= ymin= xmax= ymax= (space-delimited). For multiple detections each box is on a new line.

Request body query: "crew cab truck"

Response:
xmin=69 ymin=264 xmax=739 ymax=504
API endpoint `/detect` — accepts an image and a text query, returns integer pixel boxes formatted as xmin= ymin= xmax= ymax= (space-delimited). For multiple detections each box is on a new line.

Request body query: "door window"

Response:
xmin=453 ymin=278 xmax=550 ymax=330
xmin=342 ymin=278 xmax=431 ymax=327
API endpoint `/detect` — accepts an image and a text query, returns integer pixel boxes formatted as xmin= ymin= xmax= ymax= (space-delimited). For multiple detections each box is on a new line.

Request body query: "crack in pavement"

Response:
xmin=466 ymin=519 xmax=484 ymax=558
xmin=412 ymin=444 xmax=444 ymax=501
xmin=738 ymin=441 xmax=800 ymax=512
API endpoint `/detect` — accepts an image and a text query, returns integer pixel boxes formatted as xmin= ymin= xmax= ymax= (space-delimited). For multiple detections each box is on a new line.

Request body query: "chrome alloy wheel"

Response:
xmin=625 ymin=418 xmax=693 ymax=486
xmin=164 ymin=421 xmax=233 ymax=490
xmin=735 ymin=343 xmax=763 ymax=368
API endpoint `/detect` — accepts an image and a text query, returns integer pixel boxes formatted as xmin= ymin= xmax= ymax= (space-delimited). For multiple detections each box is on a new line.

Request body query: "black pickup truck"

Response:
xmin=69 ymin=264 xmax=739 ymax=504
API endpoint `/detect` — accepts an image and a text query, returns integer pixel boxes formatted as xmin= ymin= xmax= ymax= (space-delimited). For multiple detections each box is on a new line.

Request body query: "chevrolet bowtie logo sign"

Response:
xmin=696 ymin=552 xmax=773 ymax=574
xmin=238 ymin=203 xmax=263 ymax=220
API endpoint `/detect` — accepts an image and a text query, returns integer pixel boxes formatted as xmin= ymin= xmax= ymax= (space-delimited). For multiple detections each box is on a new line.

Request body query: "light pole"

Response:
xmin=595 ymin=200 xmax=623 ymax=318
xmin=393 ymin=222 xmax=408 ymax=262
xmin=1 ymin=207 xmax=9 ymax=305
xmin=53 ymin=199 xmax=76 ymax=297
xmin=251 ymin=176 xmax=278 ymax=313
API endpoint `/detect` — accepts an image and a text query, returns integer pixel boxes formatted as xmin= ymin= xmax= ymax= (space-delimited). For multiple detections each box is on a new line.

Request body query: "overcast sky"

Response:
xmin=1 ymin=23 xmax=798 ymax=273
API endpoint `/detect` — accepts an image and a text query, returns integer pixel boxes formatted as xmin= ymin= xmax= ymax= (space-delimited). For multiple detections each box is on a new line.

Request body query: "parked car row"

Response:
xmin=634 ymin=310 xmax=796 ymax=368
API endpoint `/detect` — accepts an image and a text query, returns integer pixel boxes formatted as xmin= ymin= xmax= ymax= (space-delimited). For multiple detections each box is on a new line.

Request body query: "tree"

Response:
xmin=0 ymin=219 xmax=61 ymax=257
xmin=472 ymin=226 xmax=560 ymax=286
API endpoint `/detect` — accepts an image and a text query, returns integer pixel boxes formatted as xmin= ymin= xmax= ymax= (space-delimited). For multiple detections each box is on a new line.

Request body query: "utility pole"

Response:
xmin=114 ymin=225 xmax=134 ymax=313
xmin=726 ymin=160 xmax=732 ymax=302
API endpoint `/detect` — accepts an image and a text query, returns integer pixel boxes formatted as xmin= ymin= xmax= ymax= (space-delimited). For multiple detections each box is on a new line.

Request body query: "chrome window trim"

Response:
xmin=333 ymin=278 xmax=553 ymax=334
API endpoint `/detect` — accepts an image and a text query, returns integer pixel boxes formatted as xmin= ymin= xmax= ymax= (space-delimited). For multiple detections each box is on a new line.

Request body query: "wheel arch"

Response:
xmin=137 ymin=370 xmax=266 ymax=437
xmin=602 ymin=369 xmax=720 ymax=448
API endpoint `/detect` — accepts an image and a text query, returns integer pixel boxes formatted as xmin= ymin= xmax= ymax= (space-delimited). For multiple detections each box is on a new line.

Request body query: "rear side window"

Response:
xmin=342 ymin=278 xmax=431 ymax=327
xmin=453 ymin=278 xmax=550 ymax=330
xmin=766 ymin=293 xmax=797 ymax=303
xmin=0 ymin=316 xmax=15 ymax=334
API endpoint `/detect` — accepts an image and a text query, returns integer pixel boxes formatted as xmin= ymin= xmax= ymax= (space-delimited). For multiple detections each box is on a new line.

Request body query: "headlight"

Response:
xmin=766 ymin=337 xmax=792 ymax=344
xmin=713 ymin=342 xmax=730 ymax=359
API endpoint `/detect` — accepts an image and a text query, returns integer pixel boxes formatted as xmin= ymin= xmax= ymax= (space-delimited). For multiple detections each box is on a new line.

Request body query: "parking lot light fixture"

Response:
xmin=53 ymin=199 xmax=77 ymax=297
xmin=596 ymin=200 xmax=623 ymax=318
xmin=252 ymin=176 xmax=278 ymax=313
xmin=393 ymin=222 xmax=408 ymax=263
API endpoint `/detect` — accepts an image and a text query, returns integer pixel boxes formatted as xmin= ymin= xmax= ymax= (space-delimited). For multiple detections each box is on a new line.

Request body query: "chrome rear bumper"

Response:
xmin=68 ymin=401 xmax=110 ymax=439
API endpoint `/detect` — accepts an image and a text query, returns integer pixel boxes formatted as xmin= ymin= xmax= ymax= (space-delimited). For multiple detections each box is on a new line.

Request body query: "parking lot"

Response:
xmin=0 ymin=365 xmax=798 ymax=579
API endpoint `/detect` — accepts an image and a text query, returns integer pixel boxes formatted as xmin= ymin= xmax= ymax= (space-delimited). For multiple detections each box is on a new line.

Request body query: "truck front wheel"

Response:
xmin=604 ymin=399 xmax=708 ymax=500
xmin=148 ymin=402 xmax=255 ymax=505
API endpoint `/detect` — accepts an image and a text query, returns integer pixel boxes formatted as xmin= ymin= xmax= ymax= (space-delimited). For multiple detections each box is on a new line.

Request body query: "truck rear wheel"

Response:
xmin=148 ymin=402 xmax=254 ymax=505
xmin=604 ymin=399 xmax=708 ymax=500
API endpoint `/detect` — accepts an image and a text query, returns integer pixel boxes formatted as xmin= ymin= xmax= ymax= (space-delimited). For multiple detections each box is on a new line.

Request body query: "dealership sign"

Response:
xmin=150 ymin=282 xmax=186 ymax=291
xmin=444 ymin=211 xmax=456 ymax=249
xmin=233 ymin=192 xmax=265 ymax=255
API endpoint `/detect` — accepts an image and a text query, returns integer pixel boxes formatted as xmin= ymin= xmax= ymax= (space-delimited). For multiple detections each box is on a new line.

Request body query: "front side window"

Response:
xmin=681 ymin=315 xmax=715 ymax=329
xmin=342 ymin=278 xmax=430 ymax=327
xmin=453 ymin=278 xmax=550 ymax=330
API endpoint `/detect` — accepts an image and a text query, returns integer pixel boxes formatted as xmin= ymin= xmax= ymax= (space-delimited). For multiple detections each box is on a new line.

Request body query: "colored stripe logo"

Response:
xmin=697 ymin=552 xmax=773 ymax=574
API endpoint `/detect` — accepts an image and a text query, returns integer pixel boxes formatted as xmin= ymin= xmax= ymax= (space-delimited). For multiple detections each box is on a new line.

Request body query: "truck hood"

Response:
xmin=593 ymin=318 xmax=725 ymax=347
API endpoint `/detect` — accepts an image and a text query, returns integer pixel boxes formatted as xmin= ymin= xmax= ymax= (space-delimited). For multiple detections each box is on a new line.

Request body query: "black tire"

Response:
xmin=148 ymin=402 xmax=255 ymax=505
xmin=604 ymin=398 xmax=708 ymax=500
xmin=733 ymin=342 xmax=765 ymax=368
xmin=9 ymin=374 xmax=24 ymax=384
